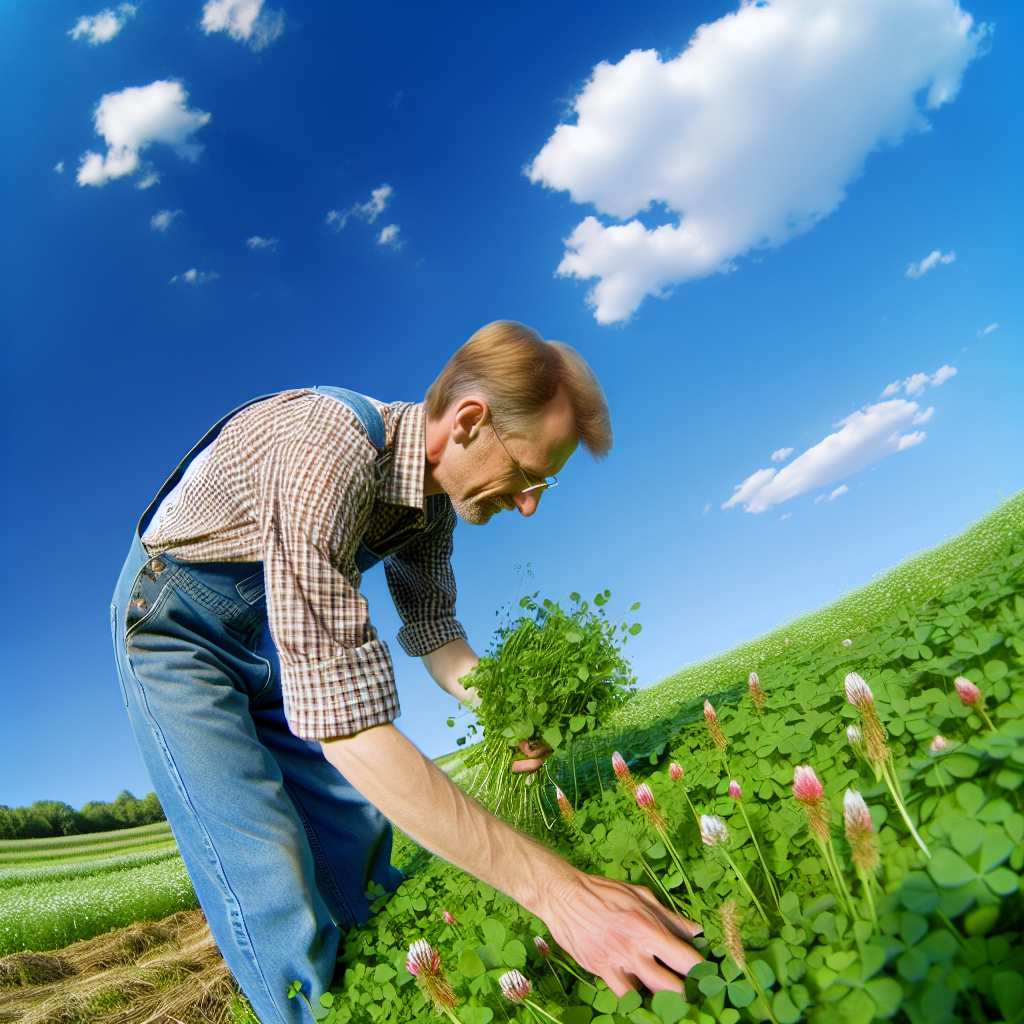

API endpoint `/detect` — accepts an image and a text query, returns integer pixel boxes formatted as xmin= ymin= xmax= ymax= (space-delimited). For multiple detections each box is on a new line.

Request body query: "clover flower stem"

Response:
xmin=523 ymin=998 xmax=565 ymax=1024
xmin=879 ymin=761 xmax=931 ymax=858
xmin=975 ymin=704 xmax=998 ymax=734
xmin=681 ymin=787 xmax=703 ymax=831
xmin=639 ymin=851 xmax=686 ymax=913
xmin=815 ymin=836 xmax=857 ymax=921
xmin=736 ymin=801 xmax=781 ymax=911
xmin=742 ymin=967 xmax=781 ymax=1024
xmin=657 ymin=826 xmax=700 ymax=906
xmin=550 ymin=955 xmax=588 ymax=984
xmin=935 ymin=909 xmax=970 ymax=954
xmin=543 ymin=957 xmax=566 ymax=992
xmin=720 ymin=849 xmax=770 ymax=926
xmin=854 ymin=865 xmax=878 ymax=932
xmin=594 ymin=754 xmax=605 ymax=796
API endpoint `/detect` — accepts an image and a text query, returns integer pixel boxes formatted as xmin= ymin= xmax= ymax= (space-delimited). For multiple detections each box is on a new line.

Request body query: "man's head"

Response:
xmin=423 ymin=321 xmax=612 ymax=524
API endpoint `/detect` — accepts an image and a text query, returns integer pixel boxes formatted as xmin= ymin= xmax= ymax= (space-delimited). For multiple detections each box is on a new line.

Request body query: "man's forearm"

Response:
xmin=421 ymin=638 xmax=480 ymax=705
xmin=320 ymin=723 xmax=573 ymax=915
xmin=321 ymin=723 xmax=702 ymax=994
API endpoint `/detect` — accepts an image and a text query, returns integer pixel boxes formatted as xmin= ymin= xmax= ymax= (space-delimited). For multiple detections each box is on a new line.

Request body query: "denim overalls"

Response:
xmin=110 ymin=389 xmax=404 ymax=1024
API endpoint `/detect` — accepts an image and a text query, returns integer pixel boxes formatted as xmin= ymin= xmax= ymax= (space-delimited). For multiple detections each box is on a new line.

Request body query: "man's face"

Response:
xmin=435 ymin=389 xmax=578 ymax=525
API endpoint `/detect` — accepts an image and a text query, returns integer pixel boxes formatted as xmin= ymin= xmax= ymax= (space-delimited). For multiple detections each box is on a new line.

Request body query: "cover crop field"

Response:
xmin=0 ymin=821 xmax=197 ymax=956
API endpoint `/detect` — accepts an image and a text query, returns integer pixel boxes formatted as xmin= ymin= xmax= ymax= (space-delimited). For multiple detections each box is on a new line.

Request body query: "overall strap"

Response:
xmin=311 ymin=386 xmax=386 ymax=453
xmin=312 ymin=386 xmax=389 ymax=574
xmin=137 ymin=392 xmax=280 ymax=537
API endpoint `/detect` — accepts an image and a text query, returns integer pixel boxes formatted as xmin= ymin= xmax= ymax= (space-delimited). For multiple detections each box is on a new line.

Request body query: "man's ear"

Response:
xmin=451 ymin=397 xmax=489 ymax=447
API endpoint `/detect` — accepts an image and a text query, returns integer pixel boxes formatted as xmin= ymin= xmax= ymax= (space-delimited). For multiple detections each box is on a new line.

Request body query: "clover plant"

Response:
xmin=313 ymin=541 xmax=1022 ymax=1024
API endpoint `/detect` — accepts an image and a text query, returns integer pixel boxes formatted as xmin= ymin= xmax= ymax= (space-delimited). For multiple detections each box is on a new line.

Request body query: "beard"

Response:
xmin=450 ymin=493 xmax=516 ymax=525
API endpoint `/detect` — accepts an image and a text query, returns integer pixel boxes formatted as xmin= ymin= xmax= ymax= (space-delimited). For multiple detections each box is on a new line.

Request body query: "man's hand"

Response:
xmin=511 ymin=738 xmax=553 ymax=774
xmin=320 ymin=724 xmax=703 ymax=997
xmin=538 ymin=873 xmax=702 ymax=997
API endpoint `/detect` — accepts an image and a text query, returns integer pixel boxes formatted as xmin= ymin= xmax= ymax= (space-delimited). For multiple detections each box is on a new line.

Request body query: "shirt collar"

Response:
xmin=379 ymin=402 xmax=426 ymax=511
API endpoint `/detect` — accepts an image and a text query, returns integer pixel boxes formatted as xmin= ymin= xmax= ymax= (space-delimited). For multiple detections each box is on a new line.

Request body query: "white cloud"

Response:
xmin=76 ymin=81 xmax=211 ymax=188
xmin=69 ymin=4 xmax=136 ymax=45
xmin=703 ymin=502 xmax=711 ymax=515
xmin=171 ymin=268 xmax=219 ymax=285
xmin=771 ymin=447 xmax=794 ymax=463
xmin=906 ymin=249 xmax=955 ymax=278
xmin=150 ymin=209 xmax=182 ymax=232
xmin=880 ymin=364 xmax=957 ymax=398
xmin=326 ymin=185 xmax=393 ymax=232
xmin=201 ymin=0 xmax=284 ymax=51
xmin=780 ymin=512 xmax=792 ymax=520
xmin=135 ymin=167 xmax=160 ymax=190
xmin=722 ymin=380 xmax=953 ymax=514
xmin=977 ymin=322 xmax=997 ymax=337
xmin=54 ymin=161 xmax=65 ymax=174
xmin=377 ymin=224 xmax=402 ymax=248
xmin=246 ymin=235 xmax=278 ymax=250
xmin=528 ymin=0 xmax=984 ymax=323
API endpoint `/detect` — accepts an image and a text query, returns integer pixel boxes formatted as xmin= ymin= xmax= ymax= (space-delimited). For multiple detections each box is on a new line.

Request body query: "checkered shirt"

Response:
xmin=141 ymin=389 xmax=465 ymax=740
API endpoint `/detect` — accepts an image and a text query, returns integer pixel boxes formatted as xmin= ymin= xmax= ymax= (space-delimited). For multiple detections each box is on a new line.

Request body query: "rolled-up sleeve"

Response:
xmin=258 ymin=432 xmax=399 ymax=741
xmin=385 ymin=496 xmax=467 ymax=657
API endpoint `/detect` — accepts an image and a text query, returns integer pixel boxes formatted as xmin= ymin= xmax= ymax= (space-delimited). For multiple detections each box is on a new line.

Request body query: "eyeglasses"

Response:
xmin=491 ymin=424 xmax=558 ymax=496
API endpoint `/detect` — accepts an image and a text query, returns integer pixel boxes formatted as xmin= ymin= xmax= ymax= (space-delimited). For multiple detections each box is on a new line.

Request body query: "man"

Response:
xmin=111 ymin=321 xmax=701 ymax=1024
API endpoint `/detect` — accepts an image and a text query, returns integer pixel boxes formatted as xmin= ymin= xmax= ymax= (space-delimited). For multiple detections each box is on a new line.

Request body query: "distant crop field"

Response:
xmin=0 ymin=820 xmax=195 ymax=956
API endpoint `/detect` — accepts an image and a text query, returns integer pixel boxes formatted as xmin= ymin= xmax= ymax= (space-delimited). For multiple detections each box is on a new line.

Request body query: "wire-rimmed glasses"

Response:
xmin=491 ymin=424 xmax=558 ymax=496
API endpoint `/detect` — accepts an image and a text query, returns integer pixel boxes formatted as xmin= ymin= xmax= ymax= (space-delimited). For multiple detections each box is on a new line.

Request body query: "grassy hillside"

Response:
xmin=351 ymin=493 xmax=1024 ymax=1024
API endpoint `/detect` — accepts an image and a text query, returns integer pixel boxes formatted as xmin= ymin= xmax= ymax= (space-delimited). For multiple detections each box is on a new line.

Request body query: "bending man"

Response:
xmin=110 ymin=320 xmax=701 ymax=1024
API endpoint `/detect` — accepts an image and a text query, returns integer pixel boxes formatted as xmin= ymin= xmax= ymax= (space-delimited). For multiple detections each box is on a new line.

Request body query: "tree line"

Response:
xmin=0 ymin=790 xmax=165 ymax=840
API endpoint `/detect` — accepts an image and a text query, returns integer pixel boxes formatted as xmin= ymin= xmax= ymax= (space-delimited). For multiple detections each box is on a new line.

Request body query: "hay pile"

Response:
xmin=0 ymin=909 xmax=253 ymax=1024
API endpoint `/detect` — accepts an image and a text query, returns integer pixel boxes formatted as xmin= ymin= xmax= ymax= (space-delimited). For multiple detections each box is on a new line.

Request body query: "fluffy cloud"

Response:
xmin=246 ymin=235 xmax=278 ymax=250
xmin=906 ymin=249 xmax=955 ymax=278
xmin=722 ymin=367 xmax=958 ymax=514
xmin=171 ymin=268 xmax=219 ymax=285
xmin=528 ymin=0 xmax=984 ymax=323
xmin=880 ymin=364 xmax=957 ymax=398
xmin=977 ymin=322 xmax=998 ymax=337
xmin=771 ymin=447 xmax=794 ymax=463
xmin=326 ymin=185 xmax=393 ymax=232
xmin=377 ymin=224 xmax=402 ymax=248
xmin=150 ymin=209 xmax=182 ymax=231
xmin=54 ymin=161 xmax=65 ymax=174
xmin=69 ymin=4 xmax=136 ymax=45
xmin=202 ymin=0 xmax=284 ymax=52
xmin=77 ymin=81 xmax=211 ymax=188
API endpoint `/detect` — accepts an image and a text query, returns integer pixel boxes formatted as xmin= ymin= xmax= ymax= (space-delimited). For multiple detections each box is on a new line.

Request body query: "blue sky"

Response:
xmin=1 ymin=0 xmax=1020 ymax=808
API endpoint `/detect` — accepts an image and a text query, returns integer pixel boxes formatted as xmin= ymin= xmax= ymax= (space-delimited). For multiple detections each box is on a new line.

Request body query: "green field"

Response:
xmin=0 ymin=819 xmax=195 ymax=956
xmin=2 ymin=492 xmax=1021 ymax=1024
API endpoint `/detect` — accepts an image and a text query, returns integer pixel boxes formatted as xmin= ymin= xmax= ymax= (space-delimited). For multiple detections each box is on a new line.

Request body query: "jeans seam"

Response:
xmin=284 ymin=782 xmax=357 ymax=926
xmin=122 ymin=649 xmax=286 ymax=1019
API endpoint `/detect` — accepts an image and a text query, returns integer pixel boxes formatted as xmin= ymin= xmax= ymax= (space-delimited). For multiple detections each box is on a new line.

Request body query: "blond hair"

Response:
xmin=425 ymin=321 xmax=612 ymax=459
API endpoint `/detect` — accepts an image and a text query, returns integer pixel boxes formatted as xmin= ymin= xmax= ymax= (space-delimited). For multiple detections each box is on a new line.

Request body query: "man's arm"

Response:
xmin=321 ymin=724 xmax=702 ymax=997
xmin=421 ymin=637 xmax=480 ymax=705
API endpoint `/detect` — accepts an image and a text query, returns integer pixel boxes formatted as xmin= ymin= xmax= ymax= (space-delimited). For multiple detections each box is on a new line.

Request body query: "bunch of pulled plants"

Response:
xmin=454 ymin=590 xmax=639 ymax=829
